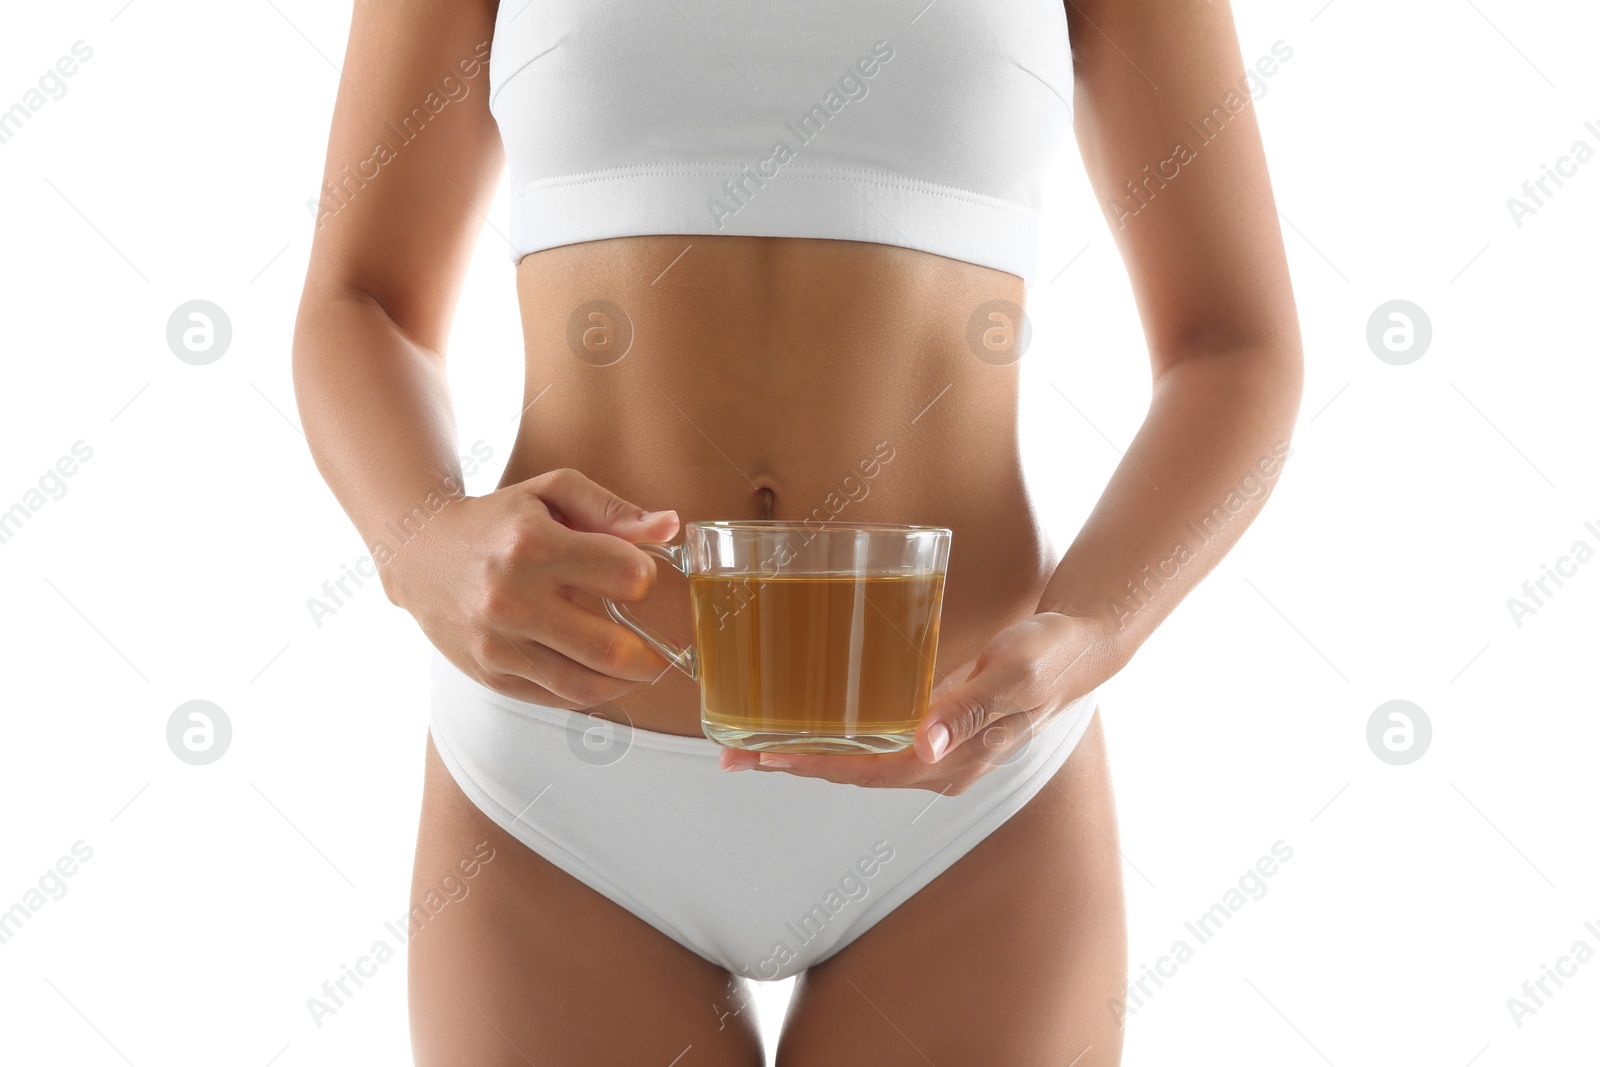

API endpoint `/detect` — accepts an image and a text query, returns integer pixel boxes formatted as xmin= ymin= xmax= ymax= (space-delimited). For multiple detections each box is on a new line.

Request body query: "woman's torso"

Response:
xmin=486 ymin=0 xmax=1076 ymax=734
xmin=497 ymin=234 xmax=1056 ymax=735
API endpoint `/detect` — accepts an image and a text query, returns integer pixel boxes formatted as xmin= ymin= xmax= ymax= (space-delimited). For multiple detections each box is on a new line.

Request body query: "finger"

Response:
xmin=718 ymin=747 xmax=762 ymax=772
xmin=915 ymin=614 xmax=1091 ymax=763
xmin=537 ymin=523 xmax=665 ymax=603
xmin=523 ymin=597 xmax=671 ymax=682
xmin=474 ymin=551 xmax=670 ymax=677
xmin=476 ymin=630 xmax=641 ymax=709
xmin=915 ymin=655 xmax=1034 ymax=764
xmin=738 ymin=749 xmax=938 ymax=790
xmin=960 ymin=705 xmax=1046 ymax=772
xmin=529 ymin=467 xmax=680 ymax=540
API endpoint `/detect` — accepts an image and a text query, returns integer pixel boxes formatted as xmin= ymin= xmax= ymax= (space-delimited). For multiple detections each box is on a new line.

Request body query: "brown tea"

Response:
xmin=689 ymin=571 xmax=945 ymax=751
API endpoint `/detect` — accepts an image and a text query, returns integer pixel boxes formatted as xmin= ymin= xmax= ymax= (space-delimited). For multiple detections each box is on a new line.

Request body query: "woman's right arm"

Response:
xmin=292 ymin=0 xmax=679 ymax=707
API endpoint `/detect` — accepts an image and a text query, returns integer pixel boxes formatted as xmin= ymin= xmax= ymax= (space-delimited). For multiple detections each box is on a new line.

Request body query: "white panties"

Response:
xmin=427 ymin=648 xmax=1097 ymax=981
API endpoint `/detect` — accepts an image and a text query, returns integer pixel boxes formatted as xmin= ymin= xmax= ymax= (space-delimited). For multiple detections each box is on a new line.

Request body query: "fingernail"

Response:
xmin=927 ymin=722 xmax=950 ymax=762
xmin=638 ymin=510 xmax=674 ymax=522
xmin=758 ymin=753 xmax=794 ymax=769
xmin=722 ymin=762 xmax=752 ymax=773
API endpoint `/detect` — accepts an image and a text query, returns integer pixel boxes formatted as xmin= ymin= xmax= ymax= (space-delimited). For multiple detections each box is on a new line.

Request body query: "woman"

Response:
xmin=292 ymin=0 xmax=1302 ymax=1062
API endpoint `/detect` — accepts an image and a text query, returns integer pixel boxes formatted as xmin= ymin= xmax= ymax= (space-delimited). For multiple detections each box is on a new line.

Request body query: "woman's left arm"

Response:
xmin=722 ymin=0 xmax=1303 ymax=789
xmin=1035 ymin=0 xmax=1304 ymax=648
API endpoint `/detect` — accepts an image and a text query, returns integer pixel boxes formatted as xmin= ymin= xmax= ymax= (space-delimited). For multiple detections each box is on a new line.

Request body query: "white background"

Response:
xmin=2 ymin=1 xmax=1597 ymax=1064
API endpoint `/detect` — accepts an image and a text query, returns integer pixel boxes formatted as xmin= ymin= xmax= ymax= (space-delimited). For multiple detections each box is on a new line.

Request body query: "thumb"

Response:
xmin=915 ymin=614 xmax=1076 ymax=764
xmin=915 ymin=655 xmax=1022 ymax=764
xmin=915 ymin=614 xmax=1100 ymax=764
xmin=530 ymin=468 xmax=679 ymax=541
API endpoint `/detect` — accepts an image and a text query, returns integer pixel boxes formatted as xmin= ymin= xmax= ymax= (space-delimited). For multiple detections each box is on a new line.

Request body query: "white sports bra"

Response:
xmin=488 ymin=0 xmax=1074 ymax=284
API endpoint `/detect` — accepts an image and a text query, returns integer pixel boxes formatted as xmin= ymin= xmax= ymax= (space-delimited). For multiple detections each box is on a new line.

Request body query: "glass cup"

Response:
xmin=602 ymin=520 xmax=952 ymax=754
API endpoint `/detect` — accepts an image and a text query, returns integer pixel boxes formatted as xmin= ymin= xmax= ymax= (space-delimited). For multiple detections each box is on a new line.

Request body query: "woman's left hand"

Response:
xmin=717 ymin=612 xmax=1112 ymax=793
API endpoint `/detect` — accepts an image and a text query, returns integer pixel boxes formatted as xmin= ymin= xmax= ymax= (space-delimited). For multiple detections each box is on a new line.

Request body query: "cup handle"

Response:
xmin=602 ymin=542 xmax=698 ymax=680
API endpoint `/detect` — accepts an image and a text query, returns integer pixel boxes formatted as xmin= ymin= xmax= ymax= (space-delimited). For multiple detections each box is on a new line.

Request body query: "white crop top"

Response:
xmin=487 ymin=0 xmax=1074 ymax=284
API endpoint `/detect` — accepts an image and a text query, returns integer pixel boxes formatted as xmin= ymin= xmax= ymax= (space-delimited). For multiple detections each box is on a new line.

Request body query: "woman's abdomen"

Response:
xmin=499 ymin=234 xmax=1055 ymax=734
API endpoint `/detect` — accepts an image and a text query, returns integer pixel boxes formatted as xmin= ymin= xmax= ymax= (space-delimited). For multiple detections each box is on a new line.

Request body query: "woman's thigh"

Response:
xmin=777 ymin=711 xmax=1127 ymax=1067
xmin=408 ymin=735 xmax=764 ymax=1067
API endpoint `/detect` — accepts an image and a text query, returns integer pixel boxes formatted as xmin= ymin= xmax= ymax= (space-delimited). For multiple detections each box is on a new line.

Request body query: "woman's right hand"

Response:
xmin=383 ymin=467 xmax=682 ymax=710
